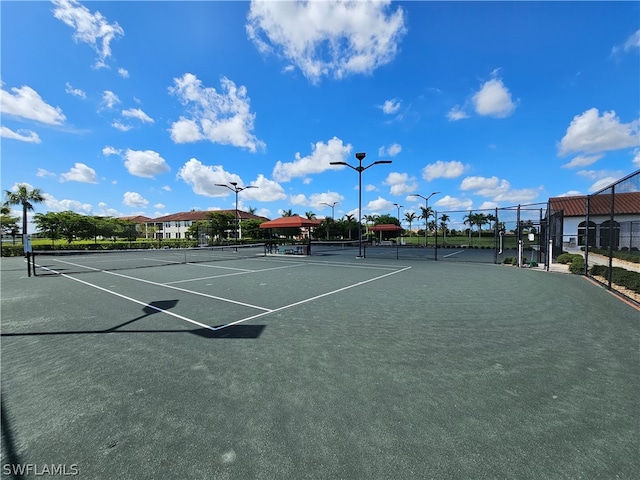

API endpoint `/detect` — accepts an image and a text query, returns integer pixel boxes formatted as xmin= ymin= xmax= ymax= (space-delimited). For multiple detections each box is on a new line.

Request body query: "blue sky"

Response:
xmin=2 ymin=0 xmax=639 ymax=231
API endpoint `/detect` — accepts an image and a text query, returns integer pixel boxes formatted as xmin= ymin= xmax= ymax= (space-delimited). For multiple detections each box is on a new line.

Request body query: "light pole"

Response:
xmin=410 ymin=191 xmax=440 ymax=247
xmin=393 ymin=203 xmax=403 ymax=259
xmin=320 ymin=202 xmax=338 ymax=240
xmin=214 ymin=181 xmax=258 ymax=244
xmin=331 ymin=152 xmax=392 ymax=258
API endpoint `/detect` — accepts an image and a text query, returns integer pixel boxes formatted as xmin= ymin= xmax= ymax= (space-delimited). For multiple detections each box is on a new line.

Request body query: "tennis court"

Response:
xmin=1 ymin=248 xmax=638 ymax=479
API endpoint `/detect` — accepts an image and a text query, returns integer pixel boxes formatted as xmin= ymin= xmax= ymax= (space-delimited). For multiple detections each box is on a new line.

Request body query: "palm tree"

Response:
xmin=420 ymin=206 xmax=433 ymax=245
xmin=463 ymin=211 xmax=474 ymax=245
xmin=344 ymin=214 xmax=355 ymax=240
xmin=4 ymin=184 xmax=45 ymax=239
xmin=439 ymin=213 xmax=450 ymax=244
xmin=404 ymin=212 xmax=417 ymax=237
xmin=248 ymin=206 xmax=257 ymax=214
xmin=475 ymin=213 xmax=488 ymax=239
xmin=305 ymin=211 xmax=316 ymax=220
xmin=282 ymin=209 xmax=294 ymax=217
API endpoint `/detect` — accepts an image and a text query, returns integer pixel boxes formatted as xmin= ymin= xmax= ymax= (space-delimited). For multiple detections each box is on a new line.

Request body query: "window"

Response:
xmin=577 ymin=221 xmax=596 ymax=247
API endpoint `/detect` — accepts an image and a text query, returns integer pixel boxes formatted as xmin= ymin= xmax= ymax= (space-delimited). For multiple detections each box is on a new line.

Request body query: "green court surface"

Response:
xmin=1 ymin=253 xmax=638 ymax=479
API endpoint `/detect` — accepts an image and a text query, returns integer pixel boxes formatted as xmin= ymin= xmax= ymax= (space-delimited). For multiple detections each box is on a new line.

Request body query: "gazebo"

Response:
xmin=368 ymin=224 xmax=402 ymax=243
xmin=259 ymin=216 xmax=322 ymax=255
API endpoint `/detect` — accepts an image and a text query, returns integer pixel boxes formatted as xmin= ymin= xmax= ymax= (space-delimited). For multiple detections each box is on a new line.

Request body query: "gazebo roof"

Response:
xmin=259 ymin=216 xmax=322 ymax=228
xmin=369 ymin=223 xmax=402 ymax=232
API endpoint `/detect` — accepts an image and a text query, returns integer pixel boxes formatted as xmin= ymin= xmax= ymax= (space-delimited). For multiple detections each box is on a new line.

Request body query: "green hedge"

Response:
xmin=1 ymin=245 xmax=24 ymax=257
xmin=590 ymin=265 xmax=640 ymax=294
xmin=587 ymin=247 xmax=640 ymax=264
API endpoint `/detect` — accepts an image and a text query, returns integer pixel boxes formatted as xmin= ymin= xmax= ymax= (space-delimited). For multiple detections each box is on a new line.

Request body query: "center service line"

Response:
xmin=210 ymin=265 xmax=412 ymax=331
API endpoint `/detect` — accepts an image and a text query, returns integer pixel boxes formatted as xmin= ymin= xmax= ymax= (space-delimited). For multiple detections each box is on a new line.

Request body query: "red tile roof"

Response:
xmin=549 ymin=192 xmax=640 ymax=217
xmin=119 ymin=215 xmax=153 ymax=223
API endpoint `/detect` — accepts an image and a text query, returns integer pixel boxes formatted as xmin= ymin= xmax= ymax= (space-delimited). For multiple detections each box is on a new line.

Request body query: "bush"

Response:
xmin=569 ymin=256 xmax=585 ymax=274
xmin=1 ymin=245 xmax=24 ymax=257
xmin=590 ymin=265 xmax=640 ymax=294
xmin=557 ymin=253 xmax=575 ymax=264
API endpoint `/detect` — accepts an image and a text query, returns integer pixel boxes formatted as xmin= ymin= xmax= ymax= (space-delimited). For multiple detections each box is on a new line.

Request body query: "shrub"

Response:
xmin=590 ymin=265 xmax=640 ymax=294
xmin=502 ymin=256 xmax=514 ymax=265
xmin=557 ymin=253 xmax=574 ymax=264
xmin=569 ymin=256 xmax=585 ymax=274
xmin=1 ymin=245 xmax=24 ymax=257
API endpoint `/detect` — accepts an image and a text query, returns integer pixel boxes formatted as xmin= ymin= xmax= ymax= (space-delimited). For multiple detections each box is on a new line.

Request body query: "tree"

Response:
xmin=247 ymin=206 xmax=257 ymax=214
xmin=463 ymin=211 xmax=474 ymax=245
xmin=1 ymin=204 xmax=20 ymax=244
xmin=305 ymin=211 xmax=316 ymax=220
xmin=343 ymin=214 xmax=356 ymax=240
xmin=475 ymin=213 xmax=489 ymax=238
xmin=439 ymin=213 xmax=450 ymax=244
xmin=404 ymin=212 xmax=417 ymax=236
xmin=4 ymin=184 xmax=45 ymax=238
xmin=282 ymin=209 xmax=295 ymax=217
xmin=206 ymin=212 xmax=234 ymax=241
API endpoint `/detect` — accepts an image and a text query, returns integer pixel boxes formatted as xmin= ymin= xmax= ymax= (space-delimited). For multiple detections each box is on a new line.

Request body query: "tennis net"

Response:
xmin=310 ymin=240 xmax=360 ymax=254
xmin=33 ymin=243 xmax=267 ymax=275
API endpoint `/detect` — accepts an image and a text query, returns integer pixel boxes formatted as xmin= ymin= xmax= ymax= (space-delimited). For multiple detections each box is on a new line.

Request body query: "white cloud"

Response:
xmin=101 ymin=90 xmax=120 ymax=110
xmin=255 ymin=208 xmax=271 ymax=218
xmin=612 ymin=29 xmax=640 ymax=56
xmin=472 ymin=78 xmax=517 ymax=118
xmin=239 ymin=174 xmax=287 ymax=202
xmin=154 ymin=203 xmax=165 ymax=209
xmin=422 ymin=160 xmax=467 ymax=181
xmin=307 ymin=191 xmax=344 ymax=209
xmin=558 ymin=190 xmax=583 ymax=197
xmin=364 ymin=196 xmax=394 ymax=213
xmin=381 ymin=99 xmax=401 ymax=115
xmin=558 ymin=108 xmax=639 ymax=156
xmin=0 ymin=126 xmax=41 ymax=143
xmin=290 ymin=194 xmax=308 ymax=206
xmin=122 ymin=108 xmax=154 ymax=123
xmin=52 ymin=0 xmax=124 ymax=68
xmin=123 ymin=149 xmax=170 ymax=178
xmin=460 ymin=176 xmax=510 ymax=197
xmin=446 ymin=105 xmax=469 ymax=121
xmin=118 ymin=67 xmax=129 ymax=78
xmin=365 ymin=184 xmax=377 ymax=192
xmin=383 ymin=172 xmax=417 ymax=196
xmin=60 ymin=162 xmax=98 ymax=183
xmin=272 ymin=136 xmax=351 ymax=182
xmin=102 ymin=145 xmax=121 ymax=156
xmin=561 ymin=154 xmax=603 ymax=169
xmin=459 ymin=175 xmax=540 ymax=203
xmin=162 ymin=185 xmax=171 ymax=192
xmin=1 ymin=82 xmax=66 ymax=125
xmin=95 ymin=202 xmax=121 ymax=217
xmin=378 ymin=143 xmax=402 ymax=157
xmin=633 ymin=149 xmax=640 ymax=167
xmin=123 ymin=191 xmax=148 ymax=208
xmin=36 ymin=168 xmax=56 ymax=177
xmin=111 ymin=121 xmax=131 ymax=132
xmin=433 ymin=195 xmax=473 ymax=211
xmin=589 ymin=177 xmax=618 ymax=193
xmin=177 ymin=158 xmax=242 ymax=198
xmin=169 ymin=73 xmax=264 ymax=152
xmin=246 ymin=0 xmax=407 ymax=84
xmin=42 ymin=193 xmax=92 ymax=214
xmin=65 ymin=82 xmax=86 ymax=99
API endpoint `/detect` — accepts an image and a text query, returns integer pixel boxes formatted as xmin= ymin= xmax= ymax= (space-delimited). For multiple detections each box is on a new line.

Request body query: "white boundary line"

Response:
xmin=164 ymin=263 xmax=305 ymax=285
xmin=35 ymin=266 xmax=219 ymax=331
xmin=43 ymin=259 xmax=272 ymax=312
xmin=210 ymin=265 xmax=412 ymax=331
xmin=256 ymin=256 xmax=405 ymax=271
xmin=442 ymin=250 xmax=465 ymax=258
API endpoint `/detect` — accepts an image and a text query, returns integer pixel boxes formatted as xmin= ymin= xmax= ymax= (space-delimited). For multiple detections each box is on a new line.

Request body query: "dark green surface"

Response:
xmin=1 ymin=255 xmax=638 ymax=479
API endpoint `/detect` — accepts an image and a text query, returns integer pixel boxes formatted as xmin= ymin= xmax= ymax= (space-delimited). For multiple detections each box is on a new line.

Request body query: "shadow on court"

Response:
xmin=1 ymin=396 xmax=25 ymax=480
xmin=0 ymin=299 xmax=265 ymax=339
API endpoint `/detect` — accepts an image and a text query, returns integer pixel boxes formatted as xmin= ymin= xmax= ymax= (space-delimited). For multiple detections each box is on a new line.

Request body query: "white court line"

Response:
xmin=257 ymin=256 xmax=405 ymax=271
xmin=48 ymin=258 xmax=272 ymax=312
xmin=35 ymin=265 xmax=218 ymax=332
xmin=210 ymin=265 xmax=412 ymax=331
xmin=164 ymin=263 xmax=305 ymax=285
xmin=442 ymin=250 xmax=465 ymax=258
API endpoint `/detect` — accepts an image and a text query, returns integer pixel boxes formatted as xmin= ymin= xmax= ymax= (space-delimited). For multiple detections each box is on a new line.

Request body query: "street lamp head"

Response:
xmin=330 ymin=161 xmax=348 ymax=166
xmin=230 ymin=181 xmax=238 ymax=187
xmin=355 ymin=152 xmax=366 ymax=161
xmin=243 ymin=185 xmax=258 ymax=190
xmin=374 ymin=160 xmax=392 ymax=165
xmin=214 ymin=183 xmax=227 ymax=187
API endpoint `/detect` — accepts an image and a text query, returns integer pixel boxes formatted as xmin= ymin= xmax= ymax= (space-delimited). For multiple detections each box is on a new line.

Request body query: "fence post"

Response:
xmin=608 ymin=185 xmax=615 ymax=289
xmin=585 ymin=196 xmax=590 ymax=276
